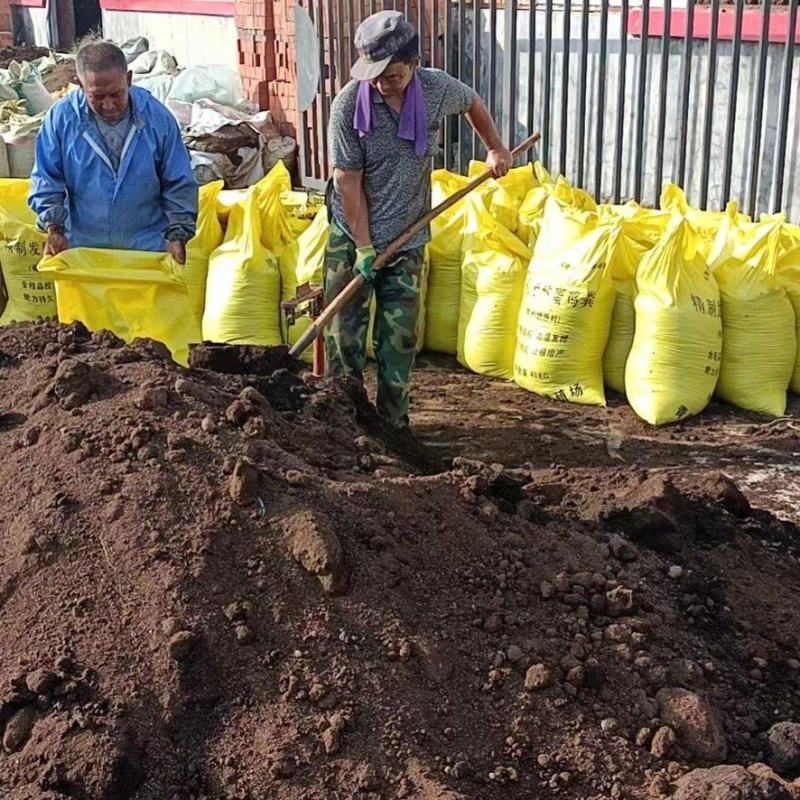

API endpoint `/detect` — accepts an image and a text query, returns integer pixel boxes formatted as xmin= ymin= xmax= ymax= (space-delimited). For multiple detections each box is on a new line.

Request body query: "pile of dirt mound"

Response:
xmin=2 ymin=321 xmax=800 ymax=800
xmin=42 ymin=60 xmax=78 ymax=93
xmin=0 ymin=45 xmax=50 ymax=69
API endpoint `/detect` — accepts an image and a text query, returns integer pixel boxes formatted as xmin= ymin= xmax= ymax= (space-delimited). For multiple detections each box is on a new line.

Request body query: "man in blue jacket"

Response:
xmin=29 ymin=41 xmax=197 ymax=264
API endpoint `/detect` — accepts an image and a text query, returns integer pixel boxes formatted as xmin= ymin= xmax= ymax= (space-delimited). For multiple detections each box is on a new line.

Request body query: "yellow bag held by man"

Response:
xmin=202 ymin=187 xmax=282 ymax=346
xmin=183 ymin=180 xmax=224 ymax=341
xmin=626 ymin=215 xmax=723 ymax=425
xmin=457 ymin=198 xmax=531 ymax=379
xmin=708 ymin=209 xmax=796 ymax=416
xmin=777 ymin=223 xmax=800 ymax=395
xmin=38 ymin=248 xmax=194 ymax=366
xmin=514 ymin=192 xmax=619 ymax=405
xmin=0 ymin=178 xmax=54 ymax=325
xmin=424 ymin=170 xmax=475 ymax=354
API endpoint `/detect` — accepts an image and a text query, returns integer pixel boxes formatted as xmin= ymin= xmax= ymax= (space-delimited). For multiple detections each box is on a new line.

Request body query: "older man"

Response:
xmin=325 ymin=10 xmax=511 ymax=428
xmin=29 ymin=41 xmax=197 ymax=263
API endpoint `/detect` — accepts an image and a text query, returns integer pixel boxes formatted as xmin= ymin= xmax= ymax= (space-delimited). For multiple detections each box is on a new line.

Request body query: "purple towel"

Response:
xmin=354 ymin=73 xmax=428 ymax=157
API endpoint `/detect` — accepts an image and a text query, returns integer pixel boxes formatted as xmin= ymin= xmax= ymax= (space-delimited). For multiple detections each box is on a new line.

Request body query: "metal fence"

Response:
xmin=296 ymin=0 xmax=800 ymax=220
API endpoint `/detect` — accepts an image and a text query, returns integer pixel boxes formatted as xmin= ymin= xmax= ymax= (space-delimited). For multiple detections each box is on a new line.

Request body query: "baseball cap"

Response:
xmin=351 ymin=10 xmax=417 ymax=81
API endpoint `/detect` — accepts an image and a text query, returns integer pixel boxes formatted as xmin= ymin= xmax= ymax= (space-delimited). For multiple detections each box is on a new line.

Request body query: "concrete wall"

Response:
xmin=101 ymin=10 xmax=238 ymax=70
xmin=459 ymin=7 xmax=800 ymax=221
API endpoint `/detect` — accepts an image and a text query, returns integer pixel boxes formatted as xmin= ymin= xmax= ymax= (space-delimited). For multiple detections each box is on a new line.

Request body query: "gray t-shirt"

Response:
xmin=93 ymin=108 xmax=133 ymax=172
xmin=328 ymin=68 xmax=476 ymax=251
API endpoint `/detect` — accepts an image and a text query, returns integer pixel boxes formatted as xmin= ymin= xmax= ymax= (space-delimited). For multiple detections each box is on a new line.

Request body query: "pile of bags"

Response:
xmin=0 ymin=38 xmax=297 ymax=184
xmin=423 ymin=167 xmax=800 ymax=424
xmin=0 ymin=55 xmax=65 ymax=178
xmin=2 ymin=155 xmax=799 ymax=425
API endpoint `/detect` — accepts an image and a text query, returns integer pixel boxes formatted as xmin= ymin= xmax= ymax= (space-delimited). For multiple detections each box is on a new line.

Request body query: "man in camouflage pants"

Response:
xmin=326 ymin=10 xmax=510 ymax=427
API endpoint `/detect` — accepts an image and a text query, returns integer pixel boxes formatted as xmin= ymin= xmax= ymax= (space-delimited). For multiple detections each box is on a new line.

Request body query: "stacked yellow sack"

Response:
xmin=467 ymin=161 xmax=535 ymax=236
xmin=424 ymin=170 xmax=477 ymax=353
xmin=278 ymin=206 xmax=330 ymax=361
xmin=254 ymin=161 xmax=295 ymax=254
xmin=514 ymin=185 xmax=619 ymax=405
xmin=708 ymin=208 xmax=796 ymax=416
xmin=39 ymin=248 xmax=194 ymax=366
xmin=661 ymin=184 xmax=750 ymax=260
xmin=604 ymin=283 xmax=635 ymax=395
xmin=599 ymin=203 xmax=669 ymax=395
xmin=518 ymin=162 xmax=554 ymax=247
xmin=777 ymin=224 xmax=800 ymax=394
xmin=183 ymin=180 xmax=224 ymax=342
xmin=280 ymin=188 xmax=325 ymax=240
xmin=216 ymin=188 xmax=247 ymax=231
xmin=626 ymin=215 xmax=722 ymax=425
xmin=202 ymin=185 xmax=282 ymax=346
xmin=0 ymin=178 xmax=54 ymax=325
xmin=457 ymin=197 xmax=531 ymax=379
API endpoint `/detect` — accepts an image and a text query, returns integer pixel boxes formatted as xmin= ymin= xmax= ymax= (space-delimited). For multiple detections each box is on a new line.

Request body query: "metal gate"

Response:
xmin=296 ymin=0 xmax=800 ymax=220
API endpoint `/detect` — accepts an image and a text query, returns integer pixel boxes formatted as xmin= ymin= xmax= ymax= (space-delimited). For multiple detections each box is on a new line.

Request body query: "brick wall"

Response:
xmin=0 ymin=0 xmax=13 ymax=48
xmin=236 ymin=0 xmax=298 ymax=137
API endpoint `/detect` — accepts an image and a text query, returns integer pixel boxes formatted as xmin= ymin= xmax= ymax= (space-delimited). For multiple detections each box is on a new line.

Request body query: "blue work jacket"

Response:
xmin=28 ymin=86 xmax=197 ymax=251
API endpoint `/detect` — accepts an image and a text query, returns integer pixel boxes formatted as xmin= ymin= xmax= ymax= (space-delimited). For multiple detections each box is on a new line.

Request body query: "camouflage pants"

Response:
xmin=323 ymin=224 xmax=423 ymax=428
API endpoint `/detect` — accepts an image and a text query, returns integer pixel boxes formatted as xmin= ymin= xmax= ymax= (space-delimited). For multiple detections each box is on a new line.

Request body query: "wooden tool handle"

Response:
xmin=289 ymin=131 xmax=542 ymax=359
xmin=373 ymin=131 xmax=541 ymax=269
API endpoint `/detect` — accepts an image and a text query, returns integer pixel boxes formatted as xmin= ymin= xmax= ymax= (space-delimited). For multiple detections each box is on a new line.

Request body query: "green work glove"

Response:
xmin=354 ymin=245 xmax=377 ymax=284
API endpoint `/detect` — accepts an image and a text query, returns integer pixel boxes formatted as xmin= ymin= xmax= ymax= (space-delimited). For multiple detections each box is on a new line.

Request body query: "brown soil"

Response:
xmin=42 ymin=60 xmax=78 ymax=93
xmin=1 ymin=322 xmax=800 ymax=800
xmin=0 ymin=46 xmax=51 ymax=70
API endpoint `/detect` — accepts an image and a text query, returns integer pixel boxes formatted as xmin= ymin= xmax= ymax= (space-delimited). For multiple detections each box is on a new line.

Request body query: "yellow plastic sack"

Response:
xmin=598 ymin=201 xmax=670 ymax=248
xmin=0 ymin=269 xmax=7 ymax=319
xmin=278 ymin=206 xmax=330 ymax=362
xmin=661 ymin=184 xmax=749 ymax=261
xmin=183 ymin=180 xmax=224 ymax=341
xmin=216 ymin=188 xmax=247 ymax=231
xmin=603 ymin=280 xmax=636 ymax=395
xmin=202 ymin=187 xmax=282 ymax=346
xmin=281 ymin=189 xmax=325 ymax=242
xmin=518 ymin=185 xmax=550 ymax=248
xmin=213 ymin=163 xmax=294 ymax=248
xmin=626 ymin=216 xmax=722 ymax=425
xmin=0 ymin=178 xmax=54 ymax=325
xmin=253 ymin=161 xmax=294 ymax=254
xmin=514 ymin=192 xmax=619 ymax=405
xmin=467 ymin=161 xmax=535 ymax=235
xmin=708 ymin=209 xmax=796 ymax=416
xmin=38 ymin=248 xmax=194 ymax=366
xmin=457 ymin=199 xmax=531 ymax=379
xmin=424 ymin=170 xmax=474 ymax=353
xmin=600 ymin=206 xmax=669 ymax=395
xmin=777 ymin=224 xmax=800 ymax=394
